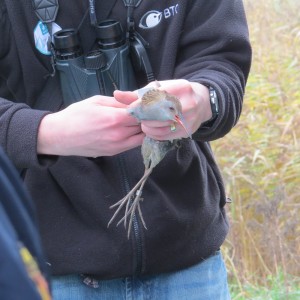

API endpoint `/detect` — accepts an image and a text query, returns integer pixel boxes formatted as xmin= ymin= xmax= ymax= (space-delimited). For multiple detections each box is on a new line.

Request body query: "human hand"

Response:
xmin=114 ymin=79 xmax=211 ymax=140
xmin=37 ymin=95 xmax=144 ymax=157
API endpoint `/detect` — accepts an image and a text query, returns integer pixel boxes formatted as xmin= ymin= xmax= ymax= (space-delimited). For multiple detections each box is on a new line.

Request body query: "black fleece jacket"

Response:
xmin=0 ymin=0 xmax=251 ymax=278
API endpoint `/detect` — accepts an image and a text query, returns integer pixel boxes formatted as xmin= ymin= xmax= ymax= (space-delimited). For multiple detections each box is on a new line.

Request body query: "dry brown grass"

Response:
xmin=212 ymin=0 xmax=300 ymax=296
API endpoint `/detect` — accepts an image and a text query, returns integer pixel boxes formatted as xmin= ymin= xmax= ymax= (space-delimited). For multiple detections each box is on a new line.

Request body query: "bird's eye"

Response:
xmin=169 ymin=107 xmax=175 ymax=111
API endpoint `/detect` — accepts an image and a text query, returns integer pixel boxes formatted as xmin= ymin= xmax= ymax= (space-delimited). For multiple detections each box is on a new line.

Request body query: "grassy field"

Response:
xmin=212 ymin=0 xmax=300 ymax=299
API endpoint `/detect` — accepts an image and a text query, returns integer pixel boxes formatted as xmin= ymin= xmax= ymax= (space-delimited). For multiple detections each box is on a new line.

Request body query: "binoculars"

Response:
xmin=53 ymin=20 xmax=138 ymax=106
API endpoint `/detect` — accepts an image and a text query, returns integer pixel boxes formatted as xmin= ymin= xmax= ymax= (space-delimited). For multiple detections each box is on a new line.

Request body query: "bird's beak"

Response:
xmin=174 ymin=115 xmax=192 ymax=138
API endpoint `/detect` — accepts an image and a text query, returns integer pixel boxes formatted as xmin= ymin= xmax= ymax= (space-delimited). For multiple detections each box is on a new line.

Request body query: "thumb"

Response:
xmin=114 ymin=90 xmax=138 ymax=105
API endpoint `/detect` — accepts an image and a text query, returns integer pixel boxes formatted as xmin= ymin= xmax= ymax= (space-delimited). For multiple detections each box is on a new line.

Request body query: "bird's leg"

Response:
xmin=116 ymin=169 xmax=152 ymax=238
xmin=122 ymin=167 xmax=152 ymax=228
xmin=107 ymin=168 xmax=152 ymax=229
xmin=129 ymin=173 xmax=150 ymax=228
xmin=116 ymin=168 xmax=153 ymax=230
xmin=125 ymin=170 xmax=152 ymax=238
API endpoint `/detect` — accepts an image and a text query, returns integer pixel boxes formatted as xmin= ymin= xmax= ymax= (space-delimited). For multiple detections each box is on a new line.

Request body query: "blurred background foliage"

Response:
xmin=212 ymin=0 xmax=300 ymax=298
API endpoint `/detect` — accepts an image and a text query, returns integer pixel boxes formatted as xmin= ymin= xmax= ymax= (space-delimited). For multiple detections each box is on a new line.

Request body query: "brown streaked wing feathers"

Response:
xmin=141 ymin=89 xmax=167 ymax=105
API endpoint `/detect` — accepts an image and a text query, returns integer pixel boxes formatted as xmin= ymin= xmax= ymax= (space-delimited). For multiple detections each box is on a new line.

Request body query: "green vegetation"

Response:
xmin=229 ymin=271 xmax=300 ymax=299
xmin=212 ymin=0 xmax=300 ymax=298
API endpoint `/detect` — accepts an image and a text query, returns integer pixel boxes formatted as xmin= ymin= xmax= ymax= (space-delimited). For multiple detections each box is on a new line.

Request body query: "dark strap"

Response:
xmin=123 ymin=0 xmax=142 ymax=35
xmin=121 ymin=0 xmax=154 ymax=84
xmin=32 ymin=0 xmax=59 ymax=23
xmin=122 ymin=0 xmax=142 ymax=7
xmin=32 ymin=0 xmax=141 ymax=25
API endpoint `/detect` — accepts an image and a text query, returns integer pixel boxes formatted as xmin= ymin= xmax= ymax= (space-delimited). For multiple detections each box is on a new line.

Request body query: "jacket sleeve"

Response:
xmin=174 ymin=0 xmax=252 ymax=141
xmin=0 ymin=3 xmax=50 ymax=169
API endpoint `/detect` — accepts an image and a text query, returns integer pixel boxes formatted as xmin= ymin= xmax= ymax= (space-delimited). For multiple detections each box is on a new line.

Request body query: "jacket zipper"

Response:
xmin=118 ymin=154 xmax=143 ymax=274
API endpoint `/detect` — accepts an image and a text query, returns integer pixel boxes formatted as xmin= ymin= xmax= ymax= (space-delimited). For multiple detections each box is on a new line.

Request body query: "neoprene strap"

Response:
xmin=32 ymin=0 xmax=59 ymax=23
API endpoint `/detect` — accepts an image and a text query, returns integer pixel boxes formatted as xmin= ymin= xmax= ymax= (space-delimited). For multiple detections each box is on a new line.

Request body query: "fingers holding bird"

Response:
xmin=140 ymin=120 xmax=188 ymax=140
xmin=142 ymin=80 xmax=212 ymax=135
xmin=114 ymin=79 xmax=213 ymax=139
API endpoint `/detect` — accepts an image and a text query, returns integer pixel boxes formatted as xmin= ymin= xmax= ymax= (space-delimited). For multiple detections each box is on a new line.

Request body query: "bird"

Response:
xmin=107 ymin=83 xmax=190 ymax=237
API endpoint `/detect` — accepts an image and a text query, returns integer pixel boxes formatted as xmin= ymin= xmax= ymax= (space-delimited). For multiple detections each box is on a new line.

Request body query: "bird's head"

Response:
xmin=159 ymin=98 xmax=181 ymax=120
xmin=160 ymin=96 xmax=191 ymax=138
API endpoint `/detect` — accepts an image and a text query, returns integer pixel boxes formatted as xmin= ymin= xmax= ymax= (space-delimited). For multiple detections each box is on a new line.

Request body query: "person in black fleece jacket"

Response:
xmin=0 ymin=0 xmax=251 ymax=299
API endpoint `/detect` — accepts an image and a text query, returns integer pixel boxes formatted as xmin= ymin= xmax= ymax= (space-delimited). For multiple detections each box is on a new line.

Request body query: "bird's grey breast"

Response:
xmin=142 ymin=136 xmax=174 ymax=169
